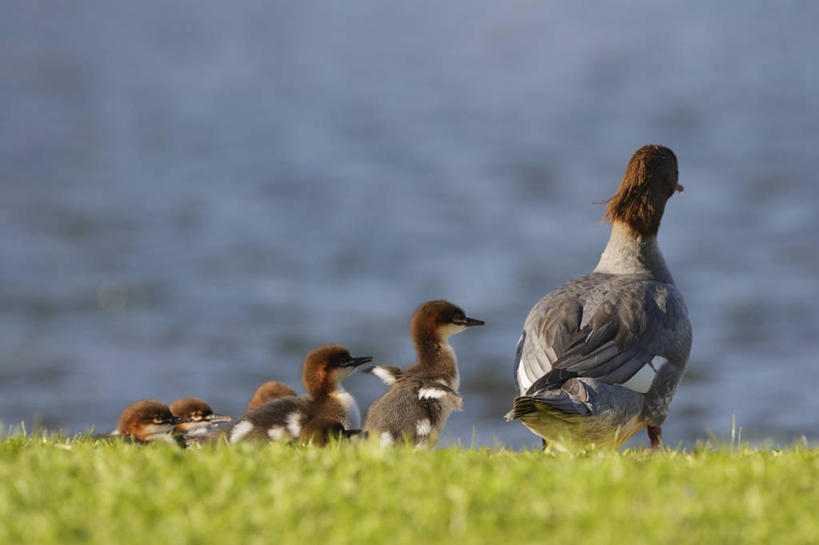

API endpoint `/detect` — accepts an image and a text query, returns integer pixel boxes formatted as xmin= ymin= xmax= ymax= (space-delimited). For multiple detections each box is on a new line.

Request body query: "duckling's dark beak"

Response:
xmin=464 ymin=317 xmax=485 ymax=327
xmin=675 ymin=183 xmax=684 ymax=194
xmin=344 ymin=356 xmax=374 ymax=368
xmin=206 ymin=414 xmax=232 ymax=424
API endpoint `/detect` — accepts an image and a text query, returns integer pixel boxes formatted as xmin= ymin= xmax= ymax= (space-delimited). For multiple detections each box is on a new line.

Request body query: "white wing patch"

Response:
xmin=517 ymin=348 xmax=556 ymax=394
xmin=621 ymin=357 xmax=668 ymax=394
xmin=267 ymin=426 xmax=285 ymax=440
xmin=516 ymin=332 xmax=534 ymax=393
xmin=418 ymin=387 xmax=447 ymax=400
xmin=229 ymin=421 xmax=254 ymax=444
xmin=416 ymin=419 xmax=431 ymax=437
xmin=517 ymin=362 xmax=533 ymax=393
xmin=285 ymin=412 xmax=303 ymax=438
xmin=369 ymin=366 xmax=397 ymax=385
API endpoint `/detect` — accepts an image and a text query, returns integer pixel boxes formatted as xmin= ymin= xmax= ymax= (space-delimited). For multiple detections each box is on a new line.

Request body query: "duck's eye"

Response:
xmin=152 ymin=416 xmax=164 ymax=424
xmin=191 ymin=413 xmax=202 ymax=421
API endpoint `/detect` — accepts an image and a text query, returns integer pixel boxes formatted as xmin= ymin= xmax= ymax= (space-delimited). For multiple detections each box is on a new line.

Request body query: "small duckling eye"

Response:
xmin=191 ymin=412 xmax=202 ymax=421
xmin=152 ymin=416 xmax=164 ymax=424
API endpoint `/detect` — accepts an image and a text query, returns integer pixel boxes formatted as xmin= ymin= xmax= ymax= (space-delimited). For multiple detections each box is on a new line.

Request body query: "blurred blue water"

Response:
xmin=1 ymin=1 xmax=817 ymax=448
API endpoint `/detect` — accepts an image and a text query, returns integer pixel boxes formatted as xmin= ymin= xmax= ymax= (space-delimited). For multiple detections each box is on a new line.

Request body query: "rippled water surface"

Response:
xmin=1 ymin=2 xmax=817 ymax=447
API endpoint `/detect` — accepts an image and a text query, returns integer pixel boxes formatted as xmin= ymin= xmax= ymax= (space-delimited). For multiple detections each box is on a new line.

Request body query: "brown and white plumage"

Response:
xmin=95 ymin=399 xmax=188 ymax=445
xmin=246 ymin=381 xmax=298 ymax=411
xmin=169 ymin=398 xmax=231 ymax=446
xmin=228 ymin=345 xmax=371 ymax=444
xmin=364 ymin=300 xmax=484 ymax=446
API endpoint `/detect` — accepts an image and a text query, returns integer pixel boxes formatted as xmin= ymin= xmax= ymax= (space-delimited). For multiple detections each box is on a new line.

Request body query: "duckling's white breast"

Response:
xmin=331 ymin=390 xmax=360 ymax=429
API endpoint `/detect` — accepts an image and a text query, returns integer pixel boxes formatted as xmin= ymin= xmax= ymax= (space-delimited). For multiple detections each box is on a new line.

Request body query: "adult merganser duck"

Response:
xmin=506 ymin=145 xmax=692 ymax=449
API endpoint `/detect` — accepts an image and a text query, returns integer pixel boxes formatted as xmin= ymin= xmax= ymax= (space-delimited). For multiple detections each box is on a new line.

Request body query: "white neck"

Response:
xmin=330 ymin=389 xmax=360 ymax=429
xmin=593 ymin=223 xmax=673 ymax=283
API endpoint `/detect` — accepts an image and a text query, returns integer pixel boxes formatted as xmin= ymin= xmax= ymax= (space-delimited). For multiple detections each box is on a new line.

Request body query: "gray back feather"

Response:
xmin=518 ymin=273 xmax=691 ymax=397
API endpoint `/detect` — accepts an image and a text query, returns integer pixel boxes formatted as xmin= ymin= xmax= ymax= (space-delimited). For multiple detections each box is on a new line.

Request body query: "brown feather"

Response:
xmin=247 ymin=382 xmax=298 ymax=410
xmin=301 ymin=344 xmax=352 ymax=397
xmin=604 ymin=145 xmax=679 ymax=237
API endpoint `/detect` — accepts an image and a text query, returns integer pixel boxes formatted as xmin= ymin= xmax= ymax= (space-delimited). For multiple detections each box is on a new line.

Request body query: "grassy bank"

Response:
xmin=0 ymin=433 xmax=817 ymax=545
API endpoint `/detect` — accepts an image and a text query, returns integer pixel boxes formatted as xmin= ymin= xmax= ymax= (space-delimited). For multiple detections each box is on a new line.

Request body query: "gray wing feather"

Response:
xmin=364 ymin=377 xmax=461 ymax=441
xmin=517 ymin=291 xmax=582 ymax=392
xmin=518 ymin=273 xmax=690 ymax=395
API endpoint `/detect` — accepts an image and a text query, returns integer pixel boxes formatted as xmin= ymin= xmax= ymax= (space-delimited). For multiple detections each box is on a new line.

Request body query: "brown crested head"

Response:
xmin=169 ymin=398 xmax=214 ymax=420
xmin=603 ymin=145 xmax=682 ymax=237
xmin=247 ymin=381 xmax=298 ymax=410
xmin=410 ymin=300 xmax=485 ymax=343
xmin=301 ymin=344 xmax=373 ymax=397
xmin=169 ymin=397 xmax=232 ymax=431
xmin=116 ymin=399 xmax=178 ymax=442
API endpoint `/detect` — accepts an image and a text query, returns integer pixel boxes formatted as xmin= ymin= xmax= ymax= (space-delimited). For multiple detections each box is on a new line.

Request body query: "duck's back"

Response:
xmin=229 ymin=396 xmax=311 ymax=443
xmin=364 ymin=375 xmax=463 ymax=445
xmin=515 ymin=272 xmax=691 ymax=396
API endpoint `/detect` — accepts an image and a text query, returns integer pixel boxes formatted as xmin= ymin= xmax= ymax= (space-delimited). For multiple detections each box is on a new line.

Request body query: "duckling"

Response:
xmin=95 ymin=400 xmax=188 ymax=445
xmin=363 ymin=300 xmax=484 ymax=446
xmin=169 ymin=397 xmax=231 ymax=446
xmin=228 ymin=345 xmax=371 ymax=444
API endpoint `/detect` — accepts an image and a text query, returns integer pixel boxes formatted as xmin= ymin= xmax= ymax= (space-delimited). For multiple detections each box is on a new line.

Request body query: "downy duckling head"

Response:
xmin=411 ymin=300 xmax=485 ymax=342
xmin=302 ymin=344 xmax=373 ymax=397
xmin=117 ymin=400 xmax=188 ymax=443
xmin=169 ymin=397 xmax=231 ymax=434
xmin=247 ymin=381 xmax=298 ymax=410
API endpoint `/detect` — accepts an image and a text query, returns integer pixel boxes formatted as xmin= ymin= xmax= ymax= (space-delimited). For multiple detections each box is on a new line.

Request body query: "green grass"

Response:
xmin=0 ymin=432 xmax=817 ymax=545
